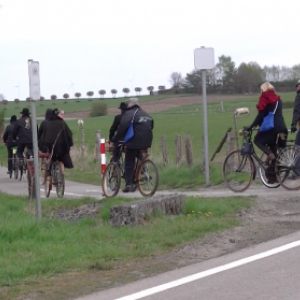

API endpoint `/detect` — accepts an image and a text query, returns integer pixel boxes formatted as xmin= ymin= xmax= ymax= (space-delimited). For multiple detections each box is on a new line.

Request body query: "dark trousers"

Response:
xmin=17 ymin=143 xmax=33 ymax=159
xmin=6 ymin=145 xmax=13 ymax=171
xmin=110 ymin=144 xmax=122 ymax=163
xmin=294 ymin=130 xmax=300 ymax=174
xmin=124 ymin=148 xmax=139 ymax=186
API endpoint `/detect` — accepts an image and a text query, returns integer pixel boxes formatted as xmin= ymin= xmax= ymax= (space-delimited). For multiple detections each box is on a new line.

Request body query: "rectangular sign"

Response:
xmin=194 ymin=47 xmax=215 ymax=70
xmin=28 ymin=60 xmax=41 ymax=100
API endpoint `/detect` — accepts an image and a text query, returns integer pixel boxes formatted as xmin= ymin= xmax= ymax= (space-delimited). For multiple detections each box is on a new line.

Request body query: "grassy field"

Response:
xmin=0 ymin=92 xmax=296 ymax=188
xmin=0 ymin=191 xmax=253 ymax=299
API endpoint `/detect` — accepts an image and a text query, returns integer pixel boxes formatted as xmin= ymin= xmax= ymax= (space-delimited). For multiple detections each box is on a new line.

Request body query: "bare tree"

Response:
xmin=99 ymin=89 xmax=106 ymax=98
xmin=40 ymin=96 xmax=45 ymax=101
xmin=147 ymin=86 xmax=154 ymax=95
xmin=135 ymin=87 xmax=142 ymax=96
xmin=122 ymin=88 xmax=130 ymax=97
xmin=111 ymin=89 xmax=118 ymax=98
xmin=26 ymin=97 xmax=31 ymax=102
xmin=2 ymin=99 xmax=8 ymax=106
xmin=75 ymin=92 xmax=81 ymax=99
xmin=87 ymin=91 xmax=94 ymax=98
xmin=51 ymin=95 xmax=57 ymax=100
xmin=63 ymin=93 xmax=69 ymax=99
xmin=14 ymin=99 xmax=20 ymax=106
xmin=158 ymin=86 xmax=166 ymax=94
xmin=169 ymin=72 xmax=183 ymax=92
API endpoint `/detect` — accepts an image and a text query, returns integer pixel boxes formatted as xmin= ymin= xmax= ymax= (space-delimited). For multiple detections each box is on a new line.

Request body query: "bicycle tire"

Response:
xmin=275 ymin=145 xmax=300 ymax=191
xmin=222 ymin=149 xmax=254 ymax=192
xmin=137 ymin=159 xmax=159 ymax=197
xmin=44 ymin=168 xmax=52 ymax=198
xmin=258 ymin=153 xmax=280 ymax=188
xmin=102 ymin=162 xmax=121 ymax=198
xmin=54 ymin=163 xmax=65 ymax=198
xmin=19 ymin=159 xmax=24 ymax=181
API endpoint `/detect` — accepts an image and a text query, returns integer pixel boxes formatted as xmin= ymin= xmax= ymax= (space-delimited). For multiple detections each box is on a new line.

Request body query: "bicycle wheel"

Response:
xmin=44 ymin=168 xmax=52 ymax=198
xmin=137 ymin=159 xmax=159 ymax=197
xmin=222 ymin=149 xmax=254 ymax=192
xmin=12 ymin=154 xmax=18 ymax=179
xmin=54 ymin=163 xmax=65 ymax=198
xmin=275 ymin=145 xmax=300 ymax=191
xmin=102 ymin=163 xmax=121 ymax=198
xmin=258 ymin=153 xmax=280 ymax=188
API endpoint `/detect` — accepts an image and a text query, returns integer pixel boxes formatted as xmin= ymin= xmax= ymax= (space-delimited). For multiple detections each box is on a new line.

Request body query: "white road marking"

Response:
xmin=115 ymin=240 xmax=300 ymax=300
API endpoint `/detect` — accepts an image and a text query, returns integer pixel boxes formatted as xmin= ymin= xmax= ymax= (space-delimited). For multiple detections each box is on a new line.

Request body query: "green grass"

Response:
xmin=0 ymin=191 xmax=253 ymax=289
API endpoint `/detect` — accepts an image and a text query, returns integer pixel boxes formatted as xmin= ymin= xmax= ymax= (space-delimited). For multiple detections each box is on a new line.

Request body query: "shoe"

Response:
xmin=265 ymin=153 xmax=276 ymax=165
xmin=122 ymin=185 xmax=135 ymax=193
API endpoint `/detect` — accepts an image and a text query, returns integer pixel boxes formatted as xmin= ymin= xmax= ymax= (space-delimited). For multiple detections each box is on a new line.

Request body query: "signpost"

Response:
xmin=194 ymin=46 xmax=215 ymax=184
xmin=28 ymin=59 xmax=41 ymax=219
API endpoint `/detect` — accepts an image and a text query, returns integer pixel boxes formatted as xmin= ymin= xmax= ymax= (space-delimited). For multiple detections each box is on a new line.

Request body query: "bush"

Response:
xmin=89 ymin=102 xmax=107 ymax=117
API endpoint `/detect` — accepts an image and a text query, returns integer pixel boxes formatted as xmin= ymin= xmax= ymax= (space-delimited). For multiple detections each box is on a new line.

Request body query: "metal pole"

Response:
xmin=201 ymin=69 xmax=209 ymax=184
xmin=30 ymin=100 xmax=42 ymax=219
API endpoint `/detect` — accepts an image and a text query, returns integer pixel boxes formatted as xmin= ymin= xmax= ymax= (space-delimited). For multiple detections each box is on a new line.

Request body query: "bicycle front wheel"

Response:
xmin=44 ymin=168 xmax=52 ymax=198
xmin=137 ymin=159 xmax=159 ymax=197
xmin=54 ymin=163 xmax=65 ymax=198
xmin=222 ymin=149 xmax=254 ymax=192
xmin=102 ymin=163 xmax=121 ymax=198
xmin=275 ymin=145 xmax=300 ymax=190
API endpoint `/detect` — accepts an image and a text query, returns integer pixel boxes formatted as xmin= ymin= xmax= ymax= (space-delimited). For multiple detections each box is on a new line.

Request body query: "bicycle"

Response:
xmin=41 ymin=150 xmax=65 ymax=198
xmin=222 ymin=128 xmax=300 ymax=192
xmin=102 ymin=142 xmax=159 ymax=198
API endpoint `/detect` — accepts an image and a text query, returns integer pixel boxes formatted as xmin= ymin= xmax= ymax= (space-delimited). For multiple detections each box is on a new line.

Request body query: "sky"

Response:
xmin=0 ymin=0 xmax=299 ymax=101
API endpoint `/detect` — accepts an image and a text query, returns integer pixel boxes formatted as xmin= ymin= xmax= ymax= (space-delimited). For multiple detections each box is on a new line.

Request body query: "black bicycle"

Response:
xmin=102 ymin=142 xmax=159 ymax=198
xmin=223 ymin=128 xmax=300 ymax=192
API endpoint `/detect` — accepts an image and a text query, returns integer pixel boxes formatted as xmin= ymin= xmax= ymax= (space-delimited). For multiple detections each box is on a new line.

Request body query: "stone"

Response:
xmin=109 ymin=194 xmax=186 ymax=227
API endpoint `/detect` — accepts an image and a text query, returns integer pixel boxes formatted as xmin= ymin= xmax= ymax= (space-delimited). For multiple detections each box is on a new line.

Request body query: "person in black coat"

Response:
xmin=12 ymin=108 xmax=33 ymax=160
xmin=39 ymin=108 xmax=74 ymax=174
xmin=2 ymin=115 xmax=18 ymax=174
xmin=112 ymin=98 xmax=154 ymax=192
xmin=38 ymin=108 xmax=52 ymax=141
xmin=109 ymin=102 xmax=127 ymax=162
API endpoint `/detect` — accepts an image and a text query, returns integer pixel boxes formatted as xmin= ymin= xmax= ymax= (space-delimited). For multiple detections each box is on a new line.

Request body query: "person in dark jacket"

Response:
xmin=39 ymin=108 xmax=74 ymax=174
xmin=109 ymin=102 xmax=127 ymax=162
xmin=12 ymin=108 xmax=33 ymax=161
xmin=38 ymin=108 xmax=52 ymax=141
xmin=245 ymin=82 xmax=287 ymax=162
xmin=290 ymin=79 xmax=300 ymax=177
xmin=112 ymin=98 xmax=154 ymax=192
xmin=2 ymin=115 xmax=18 ymax=174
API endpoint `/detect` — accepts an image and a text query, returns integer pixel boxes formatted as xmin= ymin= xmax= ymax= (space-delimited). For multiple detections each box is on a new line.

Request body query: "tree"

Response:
xmin=14 ymin=99 xmax=20 ymax=106
xmin=158 ymin=86 xmax=166 ymax=94
xmin=182 ymin=70 xmax=202 ymax=92
xmin=147 ymin=86 xmax=154 ymax=95
xmin=51 ymin=95 xmax=57 ymax=100
xmin=216 ymin=55 xmax=237 ymax=92
xmin=122 ymin=88 xmax=130 ymax=97
xmin=169 ymin=72 xmax=183 ymax=92
xmin=75 ymin=92 xmax=81 ymax=99
xmin=99 ymin=89 xmax=106 ymax=98
xmin=135 ymin=87 xmax=142 ymax=96
xmin=111 ymin=89 xmax=117 ymax=98
xmin=87 ymin=91 xmax=94 ymax=98
xmin=2 ymin=99 xmax=8 ymax=106
xmin=26 ymin=97 xmax=31 ymax=102
xmin=40 ymin=96 xmax=45 ymax=101
xmin=63 ymin=93 xmax=69 ymax=99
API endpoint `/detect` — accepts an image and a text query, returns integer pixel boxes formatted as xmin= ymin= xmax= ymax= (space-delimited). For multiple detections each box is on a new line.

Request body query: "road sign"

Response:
xmin=28 ymin=60 xmax=40 ymax=100
xmin=194 ymin=47 xmax=215 ymax=70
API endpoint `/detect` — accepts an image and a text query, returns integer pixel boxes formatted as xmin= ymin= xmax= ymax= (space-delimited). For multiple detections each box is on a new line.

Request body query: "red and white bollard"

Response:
xmin=100 ymin=138 xmax=106 ymax=175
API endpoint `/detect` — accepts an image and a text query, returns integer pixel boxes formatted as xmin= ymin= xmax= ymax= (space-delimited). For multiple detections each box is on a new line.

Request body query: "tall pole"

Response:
xmin=202 ymin=69 xmax=209 ymax=184
xmin=30 ymin=100 xmax=42 ymax=219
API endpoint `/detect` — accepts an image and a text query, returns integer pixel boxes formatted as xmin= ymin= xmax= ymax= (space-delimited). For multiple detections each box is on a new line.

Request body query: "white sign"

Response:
xmin=28 ymin=60 xmax=41 ymax=100
xmin=194 ymin=47 xmax=215 ymax=70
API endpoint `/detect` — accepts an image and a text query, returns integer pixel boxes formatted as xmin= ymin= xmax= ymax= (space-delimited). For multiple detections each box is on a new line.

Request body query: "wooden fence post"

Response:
xmin=175 ymin=135 xmax=182 ymax=165
xmin=161 ymin=135 xmax=168 ymax=167
xmin=94 ymin=130 xmax=101 ymax=161
xmin=185 ymin=135 xmax=194 ymax=167
xmin=80 ymin=128 xmax=85 ymax=158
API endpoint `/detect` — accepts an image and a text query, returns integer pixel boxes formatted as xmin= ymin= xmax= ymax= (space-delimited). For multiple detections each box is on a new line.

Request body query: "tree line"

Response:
xmin=169 ymin=55 xmax=300 ymax=94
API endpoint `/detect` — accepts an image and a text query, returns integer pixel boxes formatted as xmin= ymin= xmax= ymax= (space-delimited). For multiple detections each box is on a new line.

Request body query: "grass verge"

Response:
xmin=0 ymin=191 xmax=254 ymax=300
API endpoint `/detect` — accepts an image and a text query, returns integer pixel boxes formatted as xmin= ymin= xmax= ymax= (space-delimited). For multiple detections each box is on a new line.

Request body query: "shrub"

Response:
xmin=89 ymin=102 xmax=107 ymax=117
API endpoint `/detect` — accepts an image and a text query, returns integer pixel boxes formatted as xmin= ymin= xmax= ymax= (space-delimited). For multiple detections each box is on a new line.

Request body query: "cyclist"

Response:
xmin=12 ymin=108 xmax=33 ymax=164
xmin=112 ymin=98 xmax=154 ymax=193
xmin=109 ymin=102 xmax=127 ymax=162
xmin=38 ymin=108 xmax=52 ymax=141
xmin=2 ymin=115 xmax=18 ymax=174
xmin=39 ymin=108 xmax=74 ymax=175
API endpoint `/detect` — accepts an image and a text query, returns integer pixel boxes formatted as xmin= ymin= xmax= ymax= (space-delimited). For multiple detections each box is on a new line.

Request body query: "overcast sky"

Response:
xmin=0 ymin=0 xmax=298 ymax=101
